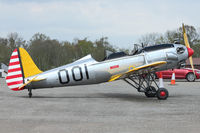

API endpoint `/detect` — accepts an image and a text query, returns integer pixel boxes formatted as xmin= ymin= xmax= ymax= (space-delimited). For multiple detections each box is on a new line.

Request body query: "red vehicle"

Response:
xmin=156 ymin=68 xmax=200 ymax=82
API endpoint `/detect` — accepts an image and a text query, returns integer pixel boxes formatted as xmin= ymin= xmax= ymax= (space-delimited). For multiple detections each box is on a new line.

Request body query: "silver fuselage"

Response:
xmin=26 ymin=44 xmax=188 ymax=89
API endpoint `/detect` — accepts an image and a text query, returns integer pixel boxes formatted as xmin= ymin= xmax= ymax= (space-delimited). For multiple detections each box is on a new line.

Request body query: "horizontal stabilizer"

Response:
xmin=18 ymin=76 xmax=46 ymax=90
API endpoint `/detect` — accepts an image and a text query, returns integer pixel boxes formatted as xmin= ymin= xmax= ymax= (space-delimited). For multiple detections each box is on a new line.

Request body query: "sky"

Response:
xmin=0 ymin=0 xmax=199 ymax=49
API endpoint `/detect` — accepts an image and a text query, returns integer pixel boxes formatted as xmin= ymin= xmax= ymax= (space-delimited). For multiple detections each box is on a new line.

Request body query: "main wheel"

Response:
xmin=145 ymin=86 xmax=157 ymax=97
xmin=157 ymin=88 xmax=168 ymax=100
xmin=186 ymin=73 xmax=195 ymax=82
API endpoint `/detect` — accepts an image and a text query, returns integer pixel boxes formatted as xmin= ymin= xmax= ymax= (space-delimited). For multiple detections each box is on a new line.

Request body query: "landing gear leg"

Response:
xmin=125 ymin=72 xmax=169 ymax=100
xmin=28 ymin=89 xmax=32 ymax=98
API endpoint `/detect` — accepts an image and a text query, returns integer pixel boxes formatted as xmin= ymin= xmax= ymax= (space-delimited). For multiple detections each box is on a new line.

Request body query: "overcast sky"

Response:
xmin=0 ymin=0 xmax=199 ymax=48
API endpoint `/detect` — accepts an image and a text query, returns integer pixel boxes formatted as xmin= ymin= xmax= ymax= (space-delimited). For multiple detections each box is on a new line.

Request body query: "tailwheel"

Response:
xmin=28 ymin=89 xmax=32 ymax=98
xmin=157 ymin=88 xmax=168 ymax=100
xmin=145 ymin=86 xmax=157 ymax=97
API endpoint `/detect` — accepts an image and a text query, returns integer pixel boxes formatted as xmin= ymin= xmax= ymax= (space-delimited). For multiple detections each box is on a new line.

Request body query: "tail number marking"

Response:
xmin=72 ymin=66 xmax=83 ymax=81
xmin=58 ymin=69 xmax=70 ymax=84
xmin=58 ymin=65 xmax=89 ymax=84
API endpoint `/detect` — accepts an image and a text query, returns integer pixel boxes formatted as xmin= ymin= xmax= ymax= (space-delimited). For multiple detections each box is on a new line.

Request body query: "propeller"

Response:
xmin=182 ymin=23 xmax=195 ymax=74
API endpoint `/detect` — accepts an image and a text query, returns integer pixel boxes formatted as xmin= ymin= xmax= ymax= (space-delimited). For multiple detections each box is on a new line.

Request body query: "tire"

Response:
xmin=186 ymin=73 xmax=195 ymax=82
xmin=156 ymin=88 xmax=168 ymax=100
xmin=28 ymin=92 xmax=32 ymax=98
xmin=145 ymin=86 xmax=157 ymax=97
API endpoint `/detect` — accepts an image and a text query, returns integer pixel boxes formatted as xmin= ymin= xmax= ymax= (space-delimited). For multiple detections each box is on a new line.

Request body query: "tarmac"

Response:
xmin=0 ymin=78 xmax=200 ymax=133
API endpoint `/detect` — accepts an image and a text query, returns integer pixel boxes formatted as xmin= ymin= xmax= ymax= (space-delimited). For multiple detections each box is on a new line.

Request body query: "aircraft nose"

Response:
xmin=187 ymin=47 xmax=194 ymax=57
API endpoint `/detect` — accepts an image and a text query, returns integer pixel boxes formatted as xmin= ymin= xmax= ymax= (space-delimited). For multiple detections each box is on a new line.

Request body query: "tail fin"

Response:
xmin=6 ymin=48 xmax=42 ymax=91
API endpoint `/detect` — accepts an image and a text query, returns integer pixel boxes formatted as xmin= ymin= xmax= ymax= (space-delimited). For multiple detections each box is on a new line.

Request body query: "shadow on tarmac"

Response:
xmin=17 ymin=93 xmax=161 ymax=102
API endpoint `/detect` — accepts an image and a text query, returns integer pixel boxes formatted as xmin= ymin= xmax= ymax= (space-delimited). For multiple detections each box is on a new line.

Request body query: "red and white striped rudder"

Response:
xmin=6 ymin=49 xmax=24 ymax=91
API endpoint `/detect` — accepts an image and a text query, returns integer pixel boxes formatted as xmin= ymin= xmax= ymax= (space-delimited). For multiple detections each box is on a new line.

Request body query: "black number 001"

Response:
xmin=58 ymin=65 xmax=89 ymax=84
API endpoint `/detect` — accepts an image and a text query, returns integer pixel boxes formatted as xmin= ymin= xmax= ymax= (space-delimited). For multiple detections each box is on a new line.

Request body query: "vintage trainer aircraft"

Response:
xmin=5 ymin=24 xmax=194 ymax=100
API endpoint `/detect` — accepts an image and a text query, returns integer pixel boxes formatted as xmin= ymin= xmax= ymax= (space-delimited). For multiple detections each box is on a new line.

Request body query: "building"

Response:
xmin=0 ymin=69 xmax=7 ymax=78
xmin=0 ymin=63 xmax=8 ymax=78
xmin=185 ymin=58 xmax=200 ymax=69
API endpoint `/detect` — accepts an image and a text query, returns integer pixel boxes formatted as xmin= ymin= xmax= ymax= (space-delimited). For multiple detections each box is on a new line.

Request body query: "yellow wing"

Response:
xmin=108 ymin=61 xmax=167 ymax=82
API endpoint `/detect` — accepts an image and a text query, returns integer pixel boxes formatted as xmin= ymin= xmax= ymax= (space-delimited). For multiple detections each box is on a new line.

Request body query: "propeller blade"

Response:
xmin=182 ymin=23 xmax=195 ymax=74
xmin=189 ymin=56 xmax=195 ymax=74
xmin=182 ymin=23 xmax=190 ymax=48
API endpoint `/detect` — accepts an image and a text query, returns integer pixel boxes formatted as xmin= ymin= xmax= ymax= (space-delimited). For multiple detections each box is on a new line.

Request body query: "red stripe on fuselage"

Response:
xmin=7 ymin=80 xmax=23 ymax=86
xmin=110 ymin=65 xmax=119 ymax=69
xmin=6 ymin=74 xmax=23 ymax=80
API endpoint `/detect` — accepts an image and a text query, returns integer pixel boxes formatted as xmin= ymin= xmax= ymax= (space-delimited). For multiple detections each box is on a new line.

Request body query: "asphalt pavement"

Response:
xmin=0 ymin=78 xmax=200 ymax=133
